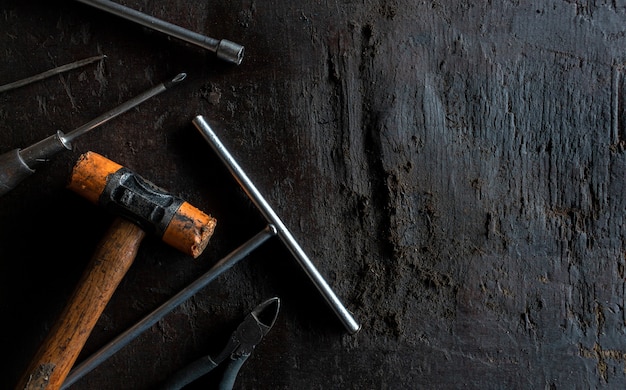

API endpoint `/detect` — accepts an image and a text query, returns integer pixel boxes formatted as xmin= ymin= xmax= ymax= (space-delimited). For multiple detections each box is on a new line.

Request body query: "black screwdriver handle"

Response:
xmin=0 ymin=131 xmax=71 ymax=197
xmin=0 ymin=148 xmax=35 ymax=196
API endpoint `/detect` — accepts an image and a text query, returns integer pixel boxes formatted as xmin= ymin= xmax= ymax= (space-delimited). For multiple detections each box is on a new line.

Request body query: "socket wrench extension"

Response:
xmin=74 ymin=0 xmax=244 ymax=65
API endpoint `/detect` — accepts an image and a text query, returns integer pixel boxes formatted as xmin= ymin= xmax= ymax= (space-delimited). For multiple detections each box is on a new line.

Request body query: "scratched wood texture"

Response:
xmin=2 ymin=0 xmax=626 ymax=389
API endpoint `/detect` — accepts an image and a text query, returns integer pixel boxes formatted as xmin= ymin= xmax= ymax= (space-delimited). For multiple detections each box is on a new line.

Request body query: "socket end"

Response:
xmin=216 ymin=40 xmax=245 ymax=65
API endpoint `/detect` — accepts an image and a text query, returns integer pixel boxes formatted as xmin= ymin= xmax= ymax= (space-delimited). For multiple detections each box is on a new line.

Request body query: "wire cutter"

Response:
xmin=159 ymin=297 xmax=280 ymax=390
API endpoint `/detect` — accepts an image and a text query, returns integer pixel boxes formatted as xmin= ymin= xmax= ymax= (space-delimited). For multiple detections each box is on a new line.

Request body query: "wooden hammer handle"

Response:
xmin=16 ymin=217 xmax=146 ymax=390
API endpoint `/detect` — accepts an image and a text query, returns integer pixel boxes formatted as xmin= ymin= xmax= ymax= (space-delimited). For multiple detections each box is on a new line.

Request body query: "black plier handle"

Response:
xmin=160 ymin=297 xmax=280 ymax=390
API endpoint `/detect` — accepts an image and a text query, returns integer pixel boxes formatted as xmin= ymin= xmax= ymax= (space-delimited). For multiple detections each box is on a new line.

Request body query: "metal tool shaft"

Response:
xmin=20 ymin=72 xmax=186 ymax=166
xmin=74 ymin=0 xmax=244 ymax=65
xmin=62 ymin=73 xmax=187 ymax=145
xmin=0 ymin=73 xmax=186 ymax=197
xmin=192 ymin=115 xmax=361 ymax=335
xmin=61 ymin=225 xmax=277 ymax=389
xmin=0 ymin=54 xmax=105 ymax=93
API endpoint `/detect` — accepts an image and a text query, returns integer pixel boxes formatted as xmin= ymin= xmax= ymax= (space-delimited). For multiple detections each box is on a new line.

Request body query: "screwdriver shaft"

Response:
xmin=62 ymin=72 xmax=186 ymax=144
xmin=0 ymin=73 xmax=186 ymax=197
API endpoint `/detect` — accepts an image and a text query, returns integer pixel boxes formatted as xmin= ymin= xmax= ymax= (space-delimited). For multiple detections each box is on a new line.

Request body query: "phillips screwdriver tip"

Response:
xmin=164 ymin=73 xmax=187 ymax=89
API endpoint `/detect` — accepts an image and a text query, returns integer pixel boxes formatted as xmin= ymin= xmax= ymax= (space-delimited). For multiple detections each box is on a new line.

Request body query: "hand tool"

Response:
xmin=60 ymin=116 xmax=360 ymax=386
xmin=0 ymin=54 xmax=105 ymax=93
xmin=159 ymin=297 xmax=280 ymax=390
xmin=61 ymin=224 xmax=277 ymax=389
xmin=16 ymin=151 xmax=217 ymax=390
xmin=192 ymin=115 xmax=361 ymax=335
xmin=74 ymin=0 xmax=244 ymax=65
xmin=0 ymin=72 xmax=186 ymax=197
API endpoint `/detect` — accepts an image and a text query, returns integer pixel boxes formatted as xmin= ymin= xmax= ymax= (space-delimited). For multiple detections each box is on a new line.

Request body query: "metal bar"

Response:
xmin=61 ymin=225 xmax=277 ymax=389
xmin=62 ymin=72 xmax=187 ymax=144
xmin=192 ymin=115 xmax=361 ymax=335
xmin=0 ymin=73 xmax=186 ymax=197
xmin=0 ymin=54 xmax=105 ymax=93
xmin=74 ymin=0 xmax=244 ymax=65
xmin=18 ymin=72 xmax=186 ymax=167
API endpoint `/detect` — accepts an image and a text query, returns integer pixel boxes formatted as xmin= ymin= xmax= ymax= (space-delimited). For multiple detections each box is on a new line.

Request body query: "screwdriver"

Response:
xmin=0 ymin=72 xmax=186 ymax=197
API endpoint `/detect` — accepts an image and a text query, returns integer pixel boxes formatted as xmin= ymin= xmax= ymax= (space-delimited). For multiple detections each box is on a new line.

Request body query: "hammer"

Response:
xmin=16 ymin=151 xmax=217 ymax=390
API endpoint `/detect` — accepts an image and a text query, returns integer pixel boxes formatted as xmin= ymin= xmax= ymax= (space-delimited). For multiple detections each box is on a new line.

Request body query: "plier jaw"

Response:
xmin=226 ymin=298 xmax=280 ymax=360
xmin=224 ymin=297 xmax=281 ymax=360
xmin=160 ymin=297 xmax=281 ymax=390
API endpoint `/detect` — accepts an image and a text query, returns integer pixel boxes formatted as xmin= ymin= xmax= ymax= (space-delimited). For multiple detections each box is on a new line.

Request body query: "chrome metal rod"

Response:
xmin=192 ymin=115 xmax=361 ymax=335
xmin=61 ymin=225 xmax=277 ymax=389
xmin=74 ymin=0 xmax=244 ymax=65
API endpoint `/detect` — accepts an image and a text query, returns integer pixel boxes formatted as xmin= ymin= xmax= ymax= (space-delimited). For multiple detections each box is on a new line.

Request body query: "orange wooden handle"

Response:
xmin=66 ymin=150 xmax=122 ymax=206
xmin=67 ymin=151 xmax=217 ymax=258
xmin=16 ymin=218 xmax=146 ymax=390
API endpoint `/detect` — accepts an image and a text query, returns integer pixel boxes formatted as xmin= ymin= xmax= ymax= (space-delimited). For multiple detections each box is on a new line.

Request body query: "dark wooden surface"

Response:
xmin=2 ymin=0 xmax=626 ymax=389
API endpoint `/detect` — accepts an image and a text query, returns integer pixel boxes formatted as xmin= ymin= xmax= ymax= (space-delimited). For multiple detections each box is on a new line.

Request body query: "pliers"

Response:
xmin=159 ymin=297 xmax=280 ymax=390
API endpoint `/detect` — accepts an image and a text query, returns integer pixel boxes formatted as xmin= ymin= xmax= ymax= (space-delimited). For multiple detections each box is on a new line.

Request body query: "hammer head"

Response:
xmin=67 ymin=151 xmax=216 ymax=258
